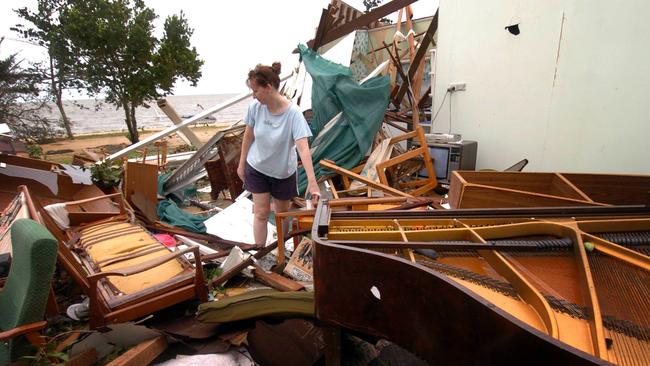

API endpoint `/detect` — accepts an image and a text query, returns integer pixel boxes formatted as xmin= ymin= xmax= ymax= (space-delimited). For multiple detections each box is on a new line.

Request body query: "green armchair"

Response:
xmin=0 ymin=219 xmax=58 ymax=365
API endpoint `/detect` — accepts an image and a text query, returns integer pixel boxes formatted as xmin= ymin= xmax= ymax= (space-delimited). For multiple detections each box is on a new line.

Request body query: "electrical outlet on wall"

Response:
xmin=448 ymin=82 xmax=466 ymax=92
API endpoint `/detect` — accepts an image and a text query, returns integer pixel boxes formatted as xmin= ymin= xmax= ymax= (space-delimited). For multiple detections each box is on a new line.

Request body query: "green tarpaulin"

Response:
xmin=157 ymin=199 xmax=206 ymax=233
xmin=297 ymin=44 xmax=390 ymax=195
xmin=156 ymin=173 xmax=206 ymax=233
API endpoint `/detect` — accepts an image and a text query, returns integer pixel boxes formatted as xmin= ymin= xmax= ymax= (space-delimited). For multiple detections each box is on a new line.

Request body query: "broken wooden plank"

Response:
xmin=254 ymin=265 xmax=305 ymax=292
xmin=123 ymin=162 xmax=158 ymax=221
xmin=106 ymin=335 xmax=167 ymax=366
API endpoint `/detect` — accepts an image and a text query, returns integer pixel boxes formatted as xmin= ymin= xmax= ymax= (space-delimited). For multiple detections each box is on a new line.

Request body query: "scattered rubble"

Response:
xmin=2 ymin=0 xmax=649 ymax=365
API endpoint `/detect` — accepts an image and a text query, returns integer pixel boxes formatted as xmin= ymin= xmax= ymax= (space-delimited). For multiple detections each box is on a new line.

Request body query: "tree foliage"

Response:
xmin=362 ymin=0 xmax=393 ymax=24
xmin=0 ymin=38 xmax=56 ymax=144
xmin=362 ymin=0 xmax=383 ymax=12
xmin=60 ymin=0 xmax=203 ymax=143
xmin=13 ymin=0 xmax=78 ymax=139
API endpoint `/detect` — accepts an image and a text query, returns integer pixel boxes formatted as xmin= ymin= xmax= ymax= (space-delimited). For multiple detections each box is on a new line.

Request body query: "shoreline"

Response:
xmin=39 ymin=123 xmax=239 ymax=164
xmin=50 ymin=120 xmax=240 ymax=141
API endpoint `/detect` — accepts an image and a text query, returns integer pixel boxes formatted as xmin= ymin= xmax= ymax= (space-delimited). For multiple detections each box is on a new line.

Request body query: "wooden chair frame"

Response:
xmin=28 ymin=188 xmax=207 ymax=329
xmin=376 ymin=127 xmax=437 ymax=196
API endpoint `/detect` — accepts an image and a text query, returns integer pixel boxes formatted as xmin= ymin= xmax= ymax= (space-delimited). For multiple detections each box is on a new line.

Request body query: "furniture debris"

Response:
xmin=32 ymin=189 xmax=208 ymax=328
xmin=196 ymin=289 xmax=315 ymax=323
xmin=219 ymin=246 xmax=252 ymax=283
xmin=320 ymin=159 xmax=412 ymax=197
xmin=346 ymin=138 xmax=393 ymax=195
xmin=253 ymin=265 xmax=305 ymax=292
xmin=312 ymin=200 xmax=650 ymax=365
xmin=0 ymin=219 xmax=58 ymax=364
xmin=123 ymin=162 xmax=159 ymax=222
xmin=161 ymin=125 xmax=244 ymax=199
xmin=204 ymin=130 xmax=244 ymax=200
xmin=132 ymin=139 xmax=168 ymax=170
xmin=375 ymin=127 xmax=437 ymax=196
xmin=448 ymin=170 xmax=650 ymax=208
xmin=0 ymin=189 xmax=31 ymax=256
xmin=44 ymin=192 xmax=123 ymax=230
xmin=105 ymin=335 xmax=168 ymax=366
xmin=393 ymin=10 xmax=438 ymax=107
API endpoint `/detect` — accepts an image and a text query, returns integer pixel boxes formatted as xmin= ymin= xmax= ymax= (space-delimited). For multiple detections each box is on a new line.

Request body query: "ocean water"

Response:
xmin=42 ymin=94 xmax=252 ymax=135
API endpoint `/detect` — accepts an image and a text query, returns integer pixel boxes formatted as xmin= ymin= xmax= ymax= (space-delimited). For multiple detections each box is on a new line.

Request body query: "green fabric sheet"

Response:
xmin=297 ymin=44 xmax=390 ymax=195
xmin=157 ymin=199 xmax=206 ymax=233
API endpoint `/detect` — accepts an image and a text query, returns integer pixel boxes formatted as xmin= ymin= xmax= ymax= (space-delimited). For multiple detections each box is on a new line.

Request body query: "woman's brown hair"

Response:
xmin=247 ymin=62 xmax=281 ymax=90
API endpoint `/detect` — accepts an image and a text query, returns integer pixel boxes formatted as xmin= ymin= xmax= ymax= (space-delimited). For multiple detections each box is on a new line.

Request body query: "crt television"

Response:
xmin=423 ymin=140 xmax=478 ymax=185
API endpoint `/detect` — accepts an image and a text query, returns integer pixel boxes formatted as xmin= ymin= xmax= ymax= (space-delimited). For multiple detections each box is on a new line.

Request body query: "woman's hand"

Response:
xmin=306 ymin=180 xmax=321 ymax=206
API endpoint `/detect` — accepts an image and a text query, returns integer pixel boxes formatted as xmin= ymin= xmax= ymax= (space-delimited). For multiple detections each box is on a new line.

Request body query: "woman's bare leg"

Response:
xmin=252 ymin=192 xmax=271 ymax=246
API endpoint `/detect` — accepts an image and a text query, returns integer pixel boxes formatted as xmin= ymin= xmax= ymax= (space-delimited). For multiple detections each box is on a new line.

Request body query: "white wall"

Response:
xmin=433 ymin=0 xmax=650 ymax=173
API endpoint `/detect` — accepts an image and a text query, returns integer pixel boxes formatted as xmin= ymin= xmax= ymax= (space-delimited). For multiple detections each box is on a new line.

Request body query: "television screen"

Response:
xmin=430 ymin=146 xmax=450 ymax=180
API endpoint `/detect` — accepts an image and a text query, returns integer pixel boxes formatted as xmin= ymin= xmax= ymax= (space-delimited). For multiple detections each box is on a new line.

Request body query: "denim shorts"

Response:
xmin=244 ymin=162 xmax=298 ymax=200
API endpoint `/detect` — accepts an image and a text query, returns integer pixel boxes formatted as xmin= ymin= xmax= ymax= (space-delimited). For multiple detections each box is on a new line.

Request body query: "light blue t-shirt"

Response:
xmin=244 ymin=100 xmax=312 ymax=179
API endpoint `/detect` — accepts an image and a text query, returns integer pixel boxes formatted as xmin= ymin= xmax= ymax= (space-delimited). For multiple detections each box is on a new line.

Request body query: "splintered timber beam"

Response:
xmin=308 ymin=0 xmax=419 ymax=50
xmin=104 ymin=75 xmax=290 ymax=163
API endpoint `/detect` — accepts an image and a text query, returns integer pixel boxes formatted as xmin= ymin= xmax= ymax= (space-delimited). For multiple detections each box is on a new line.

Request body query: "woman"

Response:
xmin=237 ymin=62 xmax=320 ymax=247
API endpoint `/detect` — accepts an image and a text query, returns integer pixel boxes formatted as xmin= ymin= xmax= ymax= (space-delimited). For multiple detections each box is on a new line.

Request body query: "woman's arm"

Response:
xmin=237 ymin=125 xmax=255 ymax=181
xmin=295 ymin=137 xmax=320 ymax=202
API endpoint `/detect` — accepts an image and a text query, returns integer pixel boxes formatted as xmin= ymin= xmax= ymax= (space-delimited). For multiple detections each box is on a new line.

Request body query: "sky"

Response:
xmin=0 ymin=0 xmax=437 ymax=97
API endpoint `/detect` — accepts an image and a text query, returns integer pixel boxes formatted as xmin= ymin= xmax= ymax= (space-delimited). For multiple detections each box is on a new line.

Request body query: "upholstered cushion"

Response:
xmin=0 ymin=219 xmax=57 ymax=364
xmin=79 ymin=222 xmax=185 ymax=295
